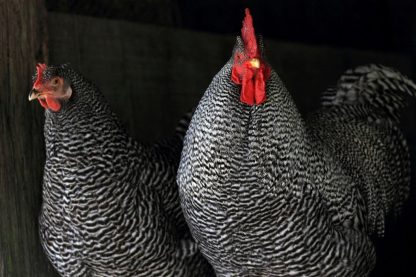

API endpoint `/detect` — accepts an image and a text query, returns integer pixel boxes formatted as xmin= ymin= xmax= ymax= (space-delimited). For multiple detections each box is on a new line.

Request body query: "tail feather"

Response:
xmin=321 ymin=64 xmax=416 ymax=122
xmin=174 ymin=111 xmax=194 ymax=141
xmin=315 ymin=64 xmax=415 ymax=236
xmin=154 ymin=110 xmax=194 ymax=164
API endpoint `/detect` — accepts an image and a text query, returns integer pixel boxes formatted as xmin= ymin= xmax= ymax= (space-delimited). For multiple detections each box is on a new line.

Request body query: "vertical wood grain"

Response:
xmin=0 ymin=1 xmax=58 ymax=276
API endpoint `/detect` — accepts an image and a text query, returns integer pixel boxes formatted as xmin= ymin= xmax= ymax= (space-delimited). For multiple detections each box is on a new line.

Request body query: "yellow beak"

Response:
xmin=249 ymin=58 xmax=260 ymax=69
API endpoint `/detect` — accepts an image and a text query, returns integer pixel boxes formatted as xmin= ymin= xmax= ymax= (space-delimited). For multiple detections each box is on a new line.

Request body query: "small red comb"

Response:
xmin=241 ymin=8 xmax=259 ymax=59
xmin=33 ymin=63 xmax=47 ymax=89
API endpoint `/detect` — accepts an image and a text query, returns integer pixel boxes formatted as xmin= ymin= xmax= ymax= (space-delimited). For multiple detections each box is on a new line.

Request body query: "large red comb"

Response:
xmin=33 ymin=63 xmax=47 ymax=89
xmin=241 ymin=8 xmax=259 ymax=59
xmin=231 ymin=8 xmax=270 ymax=106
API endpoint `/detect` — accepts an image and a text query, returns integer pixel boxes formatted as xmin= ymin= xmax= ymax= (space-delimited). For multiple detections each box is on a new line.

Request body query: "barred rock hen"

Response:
xmin=29 ymin=63 xmax=213 ymax=276
xmin=177 ymin=9 xmax=415 ymax=277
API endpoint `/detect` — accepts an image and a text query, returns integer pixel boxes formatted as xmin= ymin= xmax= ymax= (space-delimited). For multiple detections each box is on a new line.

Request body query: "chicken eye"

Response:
xmin=51 ymin=78 xmax=59 ymax=85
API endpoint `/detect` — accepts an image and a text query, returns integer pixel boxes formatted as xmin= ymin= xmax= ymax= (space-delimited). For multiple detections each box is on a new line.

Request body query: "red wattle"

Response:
xmin=38 ymin=98 xmax=48 ymax=109
xmin=44 ymin=96 xmax=62 ymax=112
xmin=231 ymin=59 xmax=271 ymax=106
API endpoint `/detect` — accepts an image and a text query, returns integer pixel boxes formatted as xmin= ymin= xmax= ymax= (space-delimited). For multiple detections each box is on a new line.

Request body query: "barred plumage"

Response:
xmin=177 ymin=36 xmax=414 ymax=276
xmin=34 ymin=64 xmax=213 ymax=276
xmin=310 ymin=64 xmax=415 ymax=235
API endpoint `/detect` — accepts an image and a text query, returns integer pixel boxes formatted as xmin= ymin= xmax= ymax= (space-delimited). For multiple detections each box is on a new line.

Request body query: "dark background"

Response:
xmin=0 ymin=0 xmax=415 ymax=276
xmin=46 ymin=0 xmax=416 ymax=56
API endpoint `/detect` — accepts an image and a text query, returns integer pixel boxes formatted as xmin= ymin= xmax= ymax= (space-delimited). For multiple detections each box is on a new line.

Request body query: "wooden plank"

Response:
xmin=0 ymin=1 xmax=59 ymax=276
xmin=48 ymin=13 xmax=233 ymax=142
xmin=45 ymin=0 xmax=180 ymax=26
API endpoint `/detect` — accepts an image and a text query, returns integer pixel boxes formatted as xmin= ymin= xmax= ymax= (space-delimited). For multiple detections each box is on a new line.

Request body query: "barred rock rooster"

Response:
xmin=29 ymin=63 xmax=213 ymax=276
xmin=177 ymin=9 xmax=415 ymax=276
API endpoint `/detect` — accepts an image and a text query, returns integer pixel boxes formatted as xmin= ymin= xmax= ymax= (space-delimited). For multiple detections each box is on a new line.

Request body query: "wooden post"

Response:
xmin=0 ymin=1 xmax=58 ymax=276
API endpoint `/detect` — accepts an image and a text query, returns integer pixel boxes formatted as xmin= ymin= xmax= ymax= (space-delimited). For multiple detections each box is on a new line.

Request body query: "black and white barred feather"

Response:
xmin=36 ymin=64 xmax=213 ymax=276
xmin=177 ymin=38 xmax=414 ymax=276
xmin=310 ymin=64 xmax=415 ymax=235
xmin=321 ymin=64 xmax=416 ymax=121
